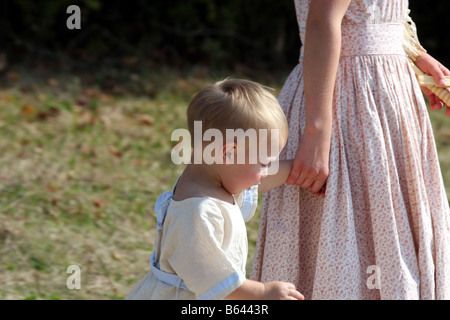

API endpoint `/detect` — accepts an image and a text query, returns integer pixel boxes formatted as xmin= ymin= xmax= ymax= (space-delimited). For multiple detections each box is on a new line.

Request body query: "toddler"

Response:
xmin=126 ymin=79 xmax=303 ymax=300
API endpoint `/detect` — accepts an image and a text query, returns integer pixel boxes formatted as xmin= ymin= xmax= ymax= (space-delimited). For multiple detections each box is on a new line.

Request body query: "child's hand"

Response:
xmin=262 ymin=281 xmax=304 ymax=300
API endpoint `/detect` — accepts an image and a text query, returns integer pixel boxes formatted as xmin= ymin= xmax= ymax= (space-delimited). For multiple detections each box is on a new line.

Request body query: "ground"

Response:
xmin=0 ymin=66 xmax=449 ymax=299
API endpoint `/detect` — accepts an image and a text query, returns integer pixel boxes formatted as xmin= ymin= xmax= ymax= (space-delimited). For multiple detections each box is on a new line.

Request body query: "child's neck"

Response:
xmin=172 ymin=164 xmax=235 ymax=204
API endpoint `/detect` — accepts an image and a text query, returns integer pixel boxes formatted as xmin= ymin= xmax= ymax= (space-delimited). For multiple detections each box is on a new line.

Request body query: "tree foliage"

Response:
xmin=1 ymin=0 xmax=448 ymax=72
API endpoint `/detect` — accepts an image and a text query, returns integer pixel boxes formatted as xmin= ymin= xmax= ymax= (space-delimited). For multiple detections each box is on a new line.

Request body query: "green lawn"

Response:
xmin=1 ymin=67 xmax=449 ymax=299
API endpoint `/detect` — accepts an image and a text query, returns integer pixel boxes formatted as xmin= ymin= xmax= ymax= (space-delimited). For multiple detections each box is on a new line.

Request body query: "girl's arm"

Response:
xmin=258 ymin=160 xmax=293 ymax=193
xmin=286 ymin=0 xmax=351 ymax=196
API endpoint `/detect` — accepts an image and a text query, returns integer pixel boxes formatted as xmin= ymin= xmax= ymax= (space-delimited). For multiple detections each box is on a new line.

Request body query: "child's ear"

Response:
xmin=222 ymin=142 xmax=236 ymax=164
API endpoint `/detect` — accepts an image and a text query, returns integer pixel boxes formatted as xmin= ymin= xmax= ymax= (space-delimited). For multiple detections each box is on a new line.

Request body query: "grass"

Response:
xmin=0 ymin=65 xmax=285 ymax=300
xmin=0 ymin=67 xmax=192 ymax=299
xmin=0 ymin=65 xmax=449 ymax=300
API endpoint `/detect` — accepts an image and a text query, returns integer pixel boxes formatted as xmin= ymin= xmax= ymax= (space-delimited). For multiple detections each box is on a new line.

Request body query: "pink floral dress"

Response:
xmin=250 ymin=0 xmax=450 ymax=299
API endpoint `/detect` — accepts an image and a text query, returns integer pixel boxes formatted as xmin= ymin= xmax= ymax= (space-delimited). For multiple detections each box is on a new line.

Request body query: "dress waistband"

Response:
xmin=340 ymin=23 xmax=405 ymax=56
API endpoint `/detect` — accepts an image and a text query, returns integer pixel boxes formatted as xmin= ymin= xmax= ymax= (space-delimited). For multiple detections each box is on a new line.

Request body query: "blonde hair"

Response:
xmin=187 ymin=79 xmax=289 ymax=148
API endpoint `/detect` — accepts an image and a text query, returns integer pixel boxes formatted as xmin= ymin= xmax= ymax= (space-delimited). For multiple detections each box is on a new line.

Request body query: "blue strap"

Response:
xmin=150 ymin=252 xmax=188 ymax=290
xmin=240 ymin=185 xmax=258 ymax=221
xmin=154 ymin=190 xmax=173 ymax=231
xmin=151 ymin=184 xmax=188 ymax=291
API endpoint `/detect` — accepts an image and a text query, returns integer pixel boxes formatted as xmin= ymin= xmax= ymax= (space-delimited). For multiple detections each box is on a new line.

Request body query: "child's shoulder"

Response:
xmin=164 ymin=196 xmax=237 ymax=229
xmin=172 ymin=185 xmax=233 ymax=205
xmin=170 ymin=195 xmax=235 ymax=213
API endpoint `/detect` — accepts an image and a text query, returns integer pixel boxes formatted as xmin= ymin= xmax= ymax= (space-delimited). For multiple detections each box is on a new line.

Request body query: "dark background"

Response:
xmin=1 ymin=0 xmax=449 ymax=77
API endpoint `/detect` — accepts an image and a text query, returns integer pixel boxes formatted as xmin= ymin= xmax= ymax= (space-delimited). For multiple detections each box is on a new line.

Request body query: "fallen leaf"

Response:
xmin=109 ymin=146 xmax=122 ymax=158
xmin=137 ymin=114 xmax=154 ymax=126
xmin=36 ymin=107 xmax=59 ymax=121
xmin=47 ymin=184 xmax=58 ymax=192
xmin=92 ymin=200 xmax=103 ymax=208
xmin=76 ymin=99 xmax=88 ymax=106
xmin=111 ymin=252 xmax=123 ymax=261
xmin=21 ymin=105 xmax=36 ymax=116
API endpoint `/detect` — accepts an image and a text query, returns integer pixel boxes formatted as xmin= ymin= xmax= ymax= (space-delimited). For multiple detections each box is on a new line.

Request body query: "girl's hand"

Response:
xmin=262 ymin=281 xmax=304 ymax=300
xmin=286 ymin=129 xmax=330 ymax=197
xmin=414 ymin=52 xmax=450 ymax=116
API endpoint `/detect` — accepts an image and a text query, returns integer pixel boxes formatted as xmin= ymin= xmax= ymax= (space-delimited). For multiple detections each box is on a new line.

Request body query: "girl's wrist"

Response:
xmin=304 ymin=122 xmax=332 ymax=138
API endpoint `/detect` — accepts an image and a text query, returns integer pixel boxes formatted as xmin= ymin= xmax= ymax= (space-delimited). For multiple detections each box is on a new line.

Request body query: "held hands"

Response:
xmin=414 ymin=52 xmax=450 ymax=116
xmin=286 ymin=128 xmax=331 ymax=198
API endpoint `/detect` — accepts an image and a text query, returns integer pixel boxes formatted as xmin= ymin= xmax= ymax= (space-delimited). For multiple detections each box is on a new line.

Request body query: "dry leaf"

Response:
xmin=47 ymin=184 xmax=58 ymax=192
xmin=92 ymin=200 xmax=103 ymax=208
xmin=21 ymin=105 xmax=36 ymax=116
xmin=111 ymin=252 xmax=123 ymax=261
xmin=109 ymin=146 xmax=122 ymax=158
xmin=136 ymin=114 xmax=154 ymax=126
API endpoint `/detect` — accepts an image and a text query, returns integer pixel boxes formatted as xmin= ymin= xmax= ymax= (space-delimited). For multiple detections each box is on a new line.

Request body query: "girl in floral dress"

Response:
xmin=251 ymin=0 xmax=450 ymax=299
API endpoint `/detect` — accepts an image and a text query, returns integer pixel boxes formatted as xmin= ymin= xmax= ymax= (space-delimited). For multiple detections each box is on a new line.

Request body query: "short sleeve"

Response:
xmin=165 ymin=200 xmax=245 ymax=299
xmin=235 ymin=185 xmax=258 ymax=222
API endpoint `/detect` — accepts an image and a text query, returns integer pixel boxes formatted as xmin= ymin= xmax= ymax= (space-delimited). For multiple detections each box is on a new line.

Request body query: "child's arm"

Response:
xmin=225 ymin=279 xmax=303 ymax=300
xmin=258 ymin=160 xmax=293 ymax=194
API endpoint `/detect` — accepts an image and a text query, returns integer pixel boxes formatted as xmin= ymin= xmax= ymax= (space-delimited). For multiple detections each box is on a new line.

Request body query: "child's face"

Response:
xmin=220 ymin=135 xmax=286 ymax=194
xmin=234 ymin=160 xmax=271 ymax=191
xmin=226 ymin=147 xmax=280 ymax=193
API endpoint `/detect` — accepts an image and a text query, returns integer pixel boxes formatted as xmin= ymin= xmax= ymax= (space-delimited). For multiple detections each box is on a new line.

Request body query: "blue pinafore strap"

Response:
xmin=150 ymin=176 xmax=188 ymax=292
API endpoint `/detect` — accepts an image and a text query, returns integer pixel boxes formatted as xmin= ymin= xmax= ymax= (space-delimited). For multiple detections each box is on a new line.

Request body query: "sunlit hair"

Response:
xmin=187 ymin=78 xmax=289 ymax=149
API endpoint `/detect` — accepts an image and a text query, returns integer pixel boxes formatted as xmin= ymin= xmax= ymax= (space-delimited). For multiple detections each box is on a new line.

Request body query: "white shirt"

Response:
xmin=125 ymin=186 xmax=258 ymax=300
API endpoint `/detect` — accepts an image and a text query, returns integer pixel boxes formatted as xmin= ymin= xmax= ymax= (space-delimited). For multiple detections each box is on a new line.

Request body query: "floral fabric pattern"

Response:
xmin=250 ymin=0 xmax=450 ymax=300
